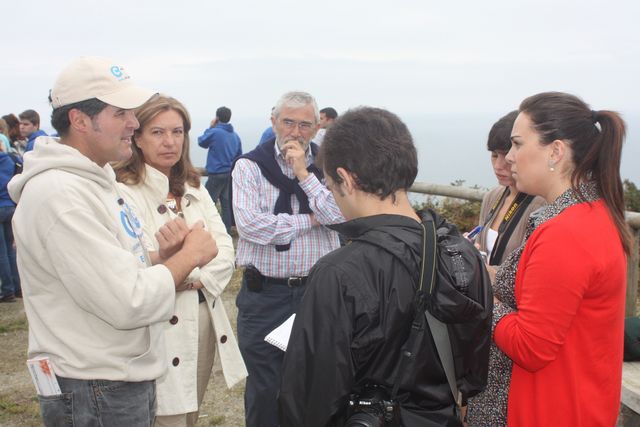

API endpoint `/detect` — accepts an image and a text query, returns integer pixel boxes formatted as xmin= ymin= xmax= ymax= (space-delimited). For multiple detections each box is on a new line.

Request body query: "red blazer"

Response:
xmin=494 ymin=200 xmax=626 ymax=427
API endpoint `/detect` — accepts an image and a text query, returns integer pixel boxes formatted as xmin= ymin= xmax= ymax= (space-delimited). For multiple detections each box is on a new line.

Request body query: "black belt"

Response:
xmin=263 ymin=276 xmax=308 ymax=287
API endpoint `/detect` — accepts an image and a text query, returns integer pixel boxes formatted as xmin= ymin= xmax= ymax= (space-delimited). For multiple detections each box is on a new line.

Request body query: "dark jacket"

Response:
xmin=279 ymin=214 xmax=460 ymax=427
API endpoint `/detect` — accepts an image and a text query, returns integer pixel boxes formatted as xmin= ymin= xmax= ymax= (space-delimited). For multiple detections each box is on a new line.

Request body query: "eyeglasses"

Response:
xmin=281 ymin=118 xmax=314 ymax=132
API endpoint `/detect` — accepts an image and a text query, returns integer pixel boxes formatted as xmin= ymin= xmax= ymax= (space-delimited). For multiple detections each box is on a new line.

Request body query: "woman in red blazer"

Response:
xmin=492 ymin=92 xmax=630 ymax=426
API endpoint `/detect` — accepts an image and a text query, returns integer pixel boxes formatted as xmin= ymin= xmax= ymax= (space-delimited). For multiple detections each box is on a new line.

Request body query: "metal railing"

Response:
xmin=201 ymin=165 xmax=639 ymax=316
xmin=409 ymin=181 xmax=640 ymax=316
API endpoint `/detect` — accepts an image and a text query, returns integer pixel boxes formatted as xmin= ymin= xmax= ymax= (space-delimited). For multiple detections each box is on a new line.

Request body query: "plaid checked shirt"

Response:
xmin=232 ymin=144 xmax=343 ymax=278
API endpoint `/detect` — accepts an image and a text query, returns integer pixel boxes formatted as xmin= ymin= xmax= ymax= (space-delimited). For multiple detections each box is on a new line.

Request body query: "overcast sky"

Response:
xmin=2 ymin=0 xmax=638 ymax=183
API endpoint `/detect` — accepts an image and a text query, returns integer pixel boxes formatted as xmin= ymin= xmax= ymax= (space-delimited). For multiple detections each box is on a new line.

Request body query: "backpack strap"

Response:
xmin=420 ymin=215 xmax=462 ymax=408
xmin=357 ymin=216 xmax=462 ymax=410
xmin=425 ymin=308 xmax=462 ymax=407
xmin=389 ymin=220 xmax=429 ymax=401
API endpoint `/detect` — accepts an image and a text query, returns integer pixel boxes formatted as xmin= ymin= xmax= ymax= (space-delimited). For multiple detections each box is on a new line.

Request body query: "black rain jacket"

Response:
xmin=279 ymin=214 xmax=463 ymax=427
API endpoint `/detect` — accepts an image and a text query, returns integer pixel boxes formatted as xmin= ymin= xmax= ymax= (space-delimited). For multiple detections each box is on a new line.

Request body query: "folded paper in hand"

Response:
xmin=265 ymin=314 xmax=296 ymax=351
xmin=27 ymin=357 xmax=62 ymax=396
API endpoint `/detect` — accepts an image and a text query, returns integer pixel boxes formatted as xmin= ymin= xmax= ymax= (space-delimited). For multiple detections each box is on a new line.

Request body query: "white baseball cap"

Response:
xmin=49 ymin=56 xmax=157 ymax=109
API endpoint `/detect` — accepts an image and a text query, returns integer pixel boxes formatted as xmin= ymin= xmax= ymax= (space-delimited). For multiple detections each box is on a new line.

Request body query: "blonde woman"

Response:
xmin=115 ymin=95 xmax=246 ymax=427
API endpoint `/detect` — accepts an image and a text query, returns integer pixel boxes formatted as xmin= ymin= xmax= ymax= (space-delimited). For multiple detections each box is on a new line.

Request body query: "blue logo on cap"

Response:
xmin=111 ymin=66 xmax=124 ymax=79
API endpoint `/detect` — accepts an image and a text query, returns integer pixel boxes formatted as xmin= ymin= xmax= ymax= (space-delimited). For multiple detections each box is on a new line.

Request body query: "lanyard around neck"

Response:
xmin=484 ymin=188 xmax=530 ymax=233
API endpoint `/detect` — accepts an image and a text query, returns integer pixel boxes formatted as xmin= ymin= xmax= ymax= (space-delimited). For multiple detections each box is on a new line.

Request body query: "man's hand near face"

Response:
xmin=283 ymin=140 xmax=310 ymax=181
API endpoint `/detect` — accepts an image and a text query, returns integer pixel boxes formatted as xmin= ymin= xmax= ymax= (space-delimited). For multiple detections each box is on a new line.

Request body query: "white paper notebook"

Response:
xmin=264 ymin=314 xmax=296 ymax=351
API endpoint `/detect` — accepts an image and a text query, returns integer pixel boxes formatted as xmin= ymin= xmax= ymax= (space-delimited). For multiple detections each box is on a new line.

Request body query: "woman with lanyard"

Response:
xmin=475 ymin=111 xmax=545 ymax=267
xmin=466 ymin=111 xmax=544 ymax=426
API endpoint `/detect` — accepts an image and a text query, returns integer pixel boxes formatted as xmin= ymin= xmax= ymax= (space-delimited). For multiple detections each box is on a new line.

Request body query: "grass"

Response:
xmin=0 ymin=318 xmax=27 ymax=334
xmin=0 ymin=267 xmax=246 ymax=426
xmin=0 ymin=302 xmax=43 ymax=427
xmin=3 ymin=259 xmax=636 ymax=426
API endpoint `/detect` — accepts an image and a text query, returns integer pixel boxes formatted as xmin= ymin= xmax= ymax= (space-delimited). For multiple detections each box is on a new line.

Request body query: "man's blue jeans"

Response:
xmin=38 ymin=377 xmax=156 ymax=427
xmin=236 ymin=276 xmax=306 ymax=427
xmin=0 ymin=206 xmax=19 ymax=297
xmin=205 ymin=173 xmax=232 ymax=233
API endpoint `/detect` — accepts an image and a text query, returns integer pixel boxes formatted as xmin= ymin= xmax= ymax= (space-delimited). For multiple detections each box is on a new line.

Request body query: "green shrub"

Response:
xmin=412 ymin=181 xmax=482 ymax=232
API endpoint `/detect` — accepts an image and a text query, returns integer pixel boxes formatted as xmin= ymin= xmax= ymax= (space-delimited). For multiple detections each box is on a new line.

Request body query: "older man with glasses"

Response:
xmin=231 ymin=91 xmax=344 ymax=427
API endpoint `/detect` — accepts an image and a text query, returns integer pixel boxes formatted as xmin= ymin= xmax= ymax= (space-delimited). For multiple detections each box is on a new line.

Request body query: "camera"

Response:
xmin=345 ymin=385 xmax=398 ymax=427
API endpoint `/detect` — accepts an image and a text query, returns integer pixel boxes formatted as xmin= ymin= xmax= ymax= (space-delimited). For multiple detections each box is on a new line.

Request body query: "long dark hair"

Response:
xmin=519 ymin=91 xmax=631 ymax=254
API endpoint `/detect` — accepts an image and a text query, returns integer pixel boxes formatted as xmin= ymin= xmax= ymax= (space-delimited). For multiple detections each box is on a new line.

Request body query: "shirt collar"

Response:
xmin=142 ymin=164 xmax=201 ymax=202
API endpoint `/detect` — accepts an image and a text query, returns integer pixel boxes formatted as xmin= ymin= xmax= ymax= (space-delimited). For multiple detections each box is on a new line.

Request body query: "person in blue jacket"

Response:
xmin=198 ymin=106 xmax=242 ymax=233
xmin=258 ymin=107 xmax=276 ymax=146
xmin=0 ymin=152 xmax=20 ymax=302
xmin=19 ymin=109 xmax=47 ymax=152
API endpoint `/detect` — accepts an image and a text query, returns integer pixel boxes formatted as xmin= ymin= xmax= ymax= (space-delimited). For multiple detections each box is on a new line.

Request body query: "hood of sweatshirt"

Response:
xmin=8 ymin=136 xmax=116 ymax=203
xmin=217 ymin=122 xmax=235 ymax=133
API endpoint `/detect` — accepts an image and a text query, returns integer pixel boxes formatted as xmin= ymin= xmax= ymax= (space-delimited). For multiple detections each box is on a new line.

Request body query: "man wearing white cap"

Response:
xmin=8 ymin=57 xmax=218 ymax=426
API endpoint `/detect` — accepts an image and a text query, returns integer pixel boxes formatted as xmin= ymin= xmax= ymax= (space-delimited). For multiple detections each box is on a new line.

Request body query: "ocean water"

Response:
xmin=189 ymin=113 xmax=640 ymax=190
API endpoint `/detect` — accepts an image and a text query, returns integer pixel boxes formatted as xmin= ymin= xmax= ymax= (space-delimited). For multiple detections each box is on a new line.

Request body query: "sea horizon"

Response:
xmin=186 ymin=111 xmax=640 ymax=190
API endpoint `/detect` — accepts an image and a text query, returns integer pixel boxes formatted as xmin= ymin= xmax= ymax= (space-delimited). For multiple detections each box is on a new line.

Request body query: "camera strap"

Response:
xmin=390 ymin=216 xmax=462 ymax=409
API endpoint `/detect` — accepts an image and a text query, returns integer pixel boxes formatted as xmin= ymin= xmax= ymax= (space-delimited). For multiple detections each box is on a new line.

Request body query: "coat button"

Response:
xmin=220 ymin=335 xmax=227 ymax=344
xmin=169 ymin=315 xmax=178 ymax=325
xmin=172 ymin=357 xmax=179 ymax=366
xmin=157 ymin=205 xmax=167 ymax=214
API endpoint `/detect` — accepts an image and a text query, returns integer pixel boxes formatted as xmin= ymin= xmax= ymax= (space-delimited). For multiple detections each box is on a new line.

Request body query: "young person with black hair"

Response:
xmin=279 ymin=107 xmax=468 ymax=426
xmin=312 ymin=106 xmax=338 ymax=145
xmin=474 ymin=111 xmax=545 ymax=267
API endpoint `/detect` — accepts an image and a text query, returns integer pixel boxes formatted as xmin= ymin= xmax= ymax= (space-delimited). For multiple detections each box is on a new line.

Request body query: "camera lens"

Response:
xmin=344 ymin=411 xmax=384 ymax=427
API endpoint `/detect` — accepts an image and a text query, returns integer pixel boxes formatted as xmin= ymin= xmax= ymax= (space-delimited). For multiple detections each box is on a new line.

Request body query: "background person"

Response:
xmin=19 ymin=109 xmax=47 ymax=152
xmin=115 ymin=95 xmax=247 ymax=427
xmin=197 ymin=106 xmax=242 ymax=234
xmin=0 ymin=147 xmax=20 ymax=302
xmin=0 ymin=118 xmax=14 ymax=152
xmin=493 ymin=92 xmax=629 ymax=426
xmin=258 ymin=106 xmax=276 ymax=146
xmin=311 ymin=106 xmax=337 ymax=145
xmin=2 ymin=114 xmax=25 ymax=153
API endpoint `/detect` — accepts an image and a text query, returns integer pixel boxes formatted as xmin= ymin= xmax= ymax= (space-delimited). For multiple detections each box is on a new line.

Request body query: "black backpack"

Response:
xmin=8 ymin=153 xmax=23 ymax=175
xmin=353 ymin=209 xmax=493 ymax=408
xmin=417 ymin=209 xmax=493 ymax=404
